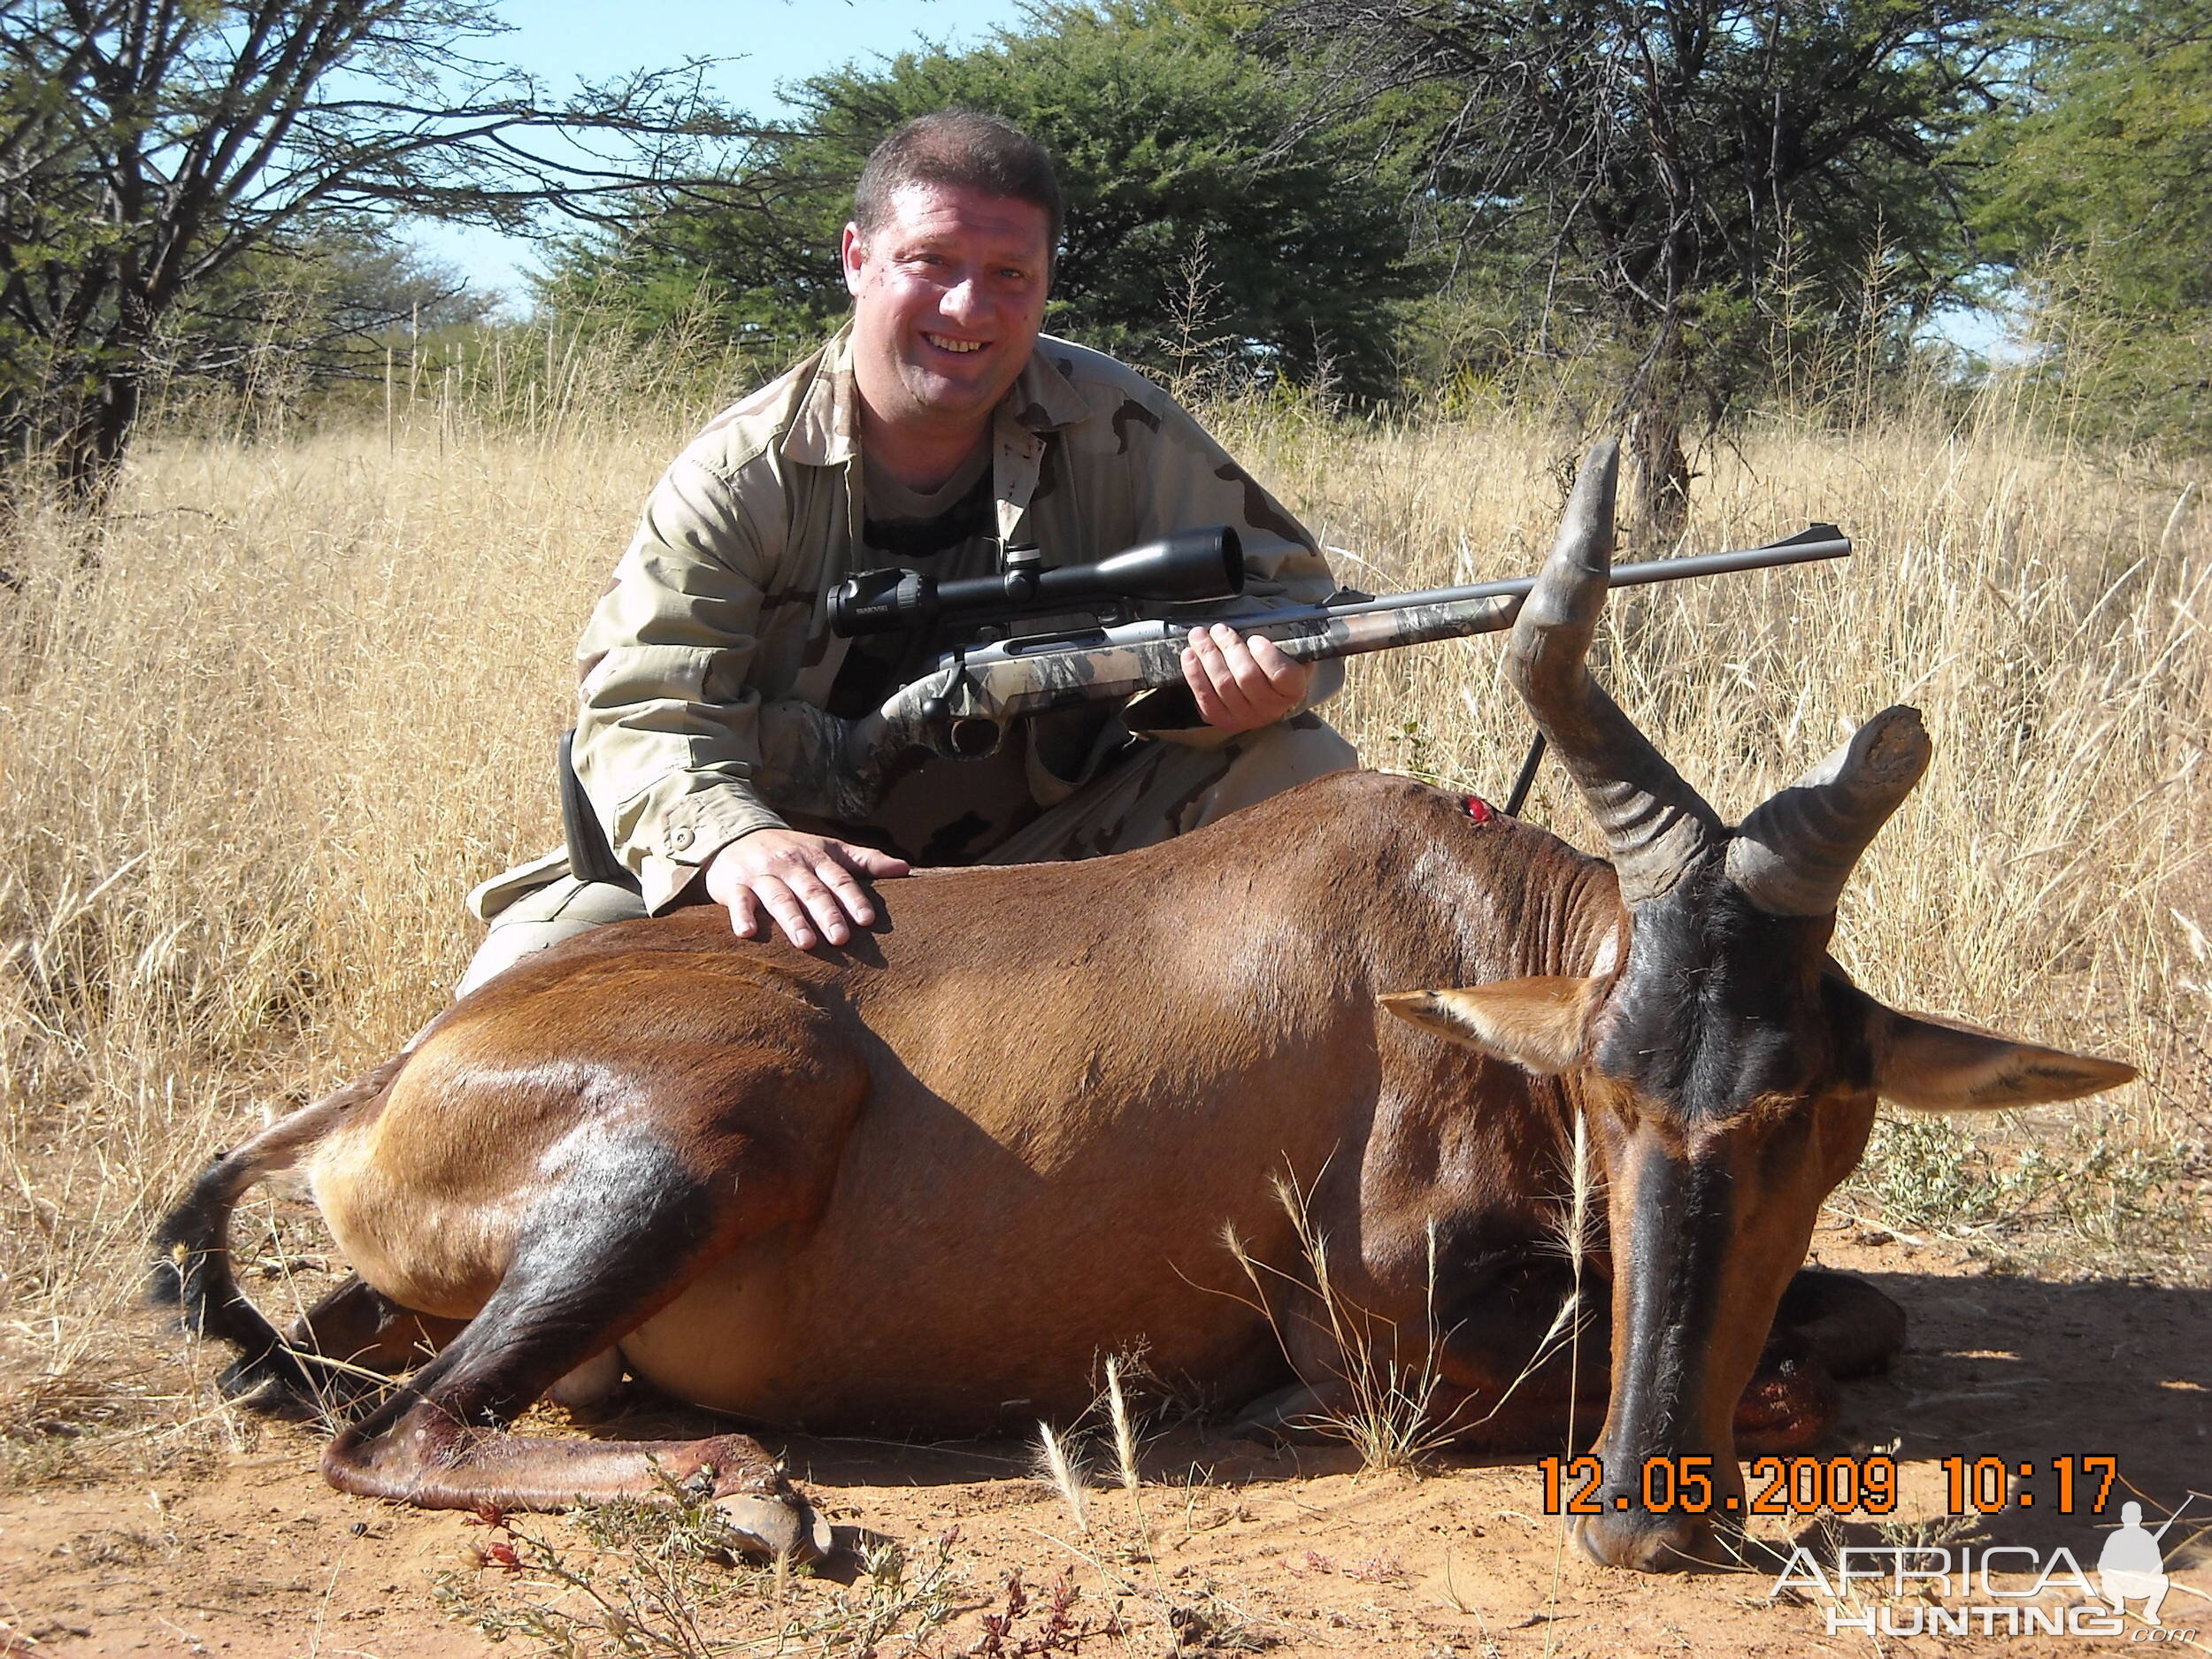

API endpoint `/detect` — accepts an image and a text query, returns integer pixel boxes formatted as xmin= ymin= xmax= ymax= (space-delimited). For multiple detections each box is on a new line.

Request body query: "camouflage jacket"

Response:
xmin=571 ymin=322 xmax=1341 ymax=911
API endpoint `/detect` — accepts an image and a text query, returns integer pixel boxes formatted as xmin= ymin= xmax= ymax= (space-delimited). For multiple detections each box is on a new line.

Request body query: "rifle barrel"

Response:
xmin=1317 ymin=524 xmax=1850 ymax=622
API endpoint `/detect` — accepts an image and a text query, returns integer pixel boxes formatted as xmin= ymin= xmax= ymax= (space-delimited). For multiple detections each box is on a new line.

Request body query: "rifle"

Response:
xmin=751 ymin=520 xmax=1851 ymax=824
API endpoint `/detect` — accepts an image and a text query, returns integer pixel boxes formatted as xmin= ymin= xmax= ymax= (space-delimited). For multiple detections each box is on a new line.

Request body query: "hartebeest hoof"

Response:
xmin=1776 ymin=1267 xmax=1908 ymax=1379
xmin=715 ymin=1491 xmax=836 ymax=1563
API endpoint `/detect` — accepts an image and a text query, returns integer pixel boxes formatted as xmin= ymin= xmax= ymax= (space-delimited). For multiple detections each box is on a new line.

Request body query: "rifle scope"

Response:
xmin=828 ymin=526 xmax=1243 ymax=638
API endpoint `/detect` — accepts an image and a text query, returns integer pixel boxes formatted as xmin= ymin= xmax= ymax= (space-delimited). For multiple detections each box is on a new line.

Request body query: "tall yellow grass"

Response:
xmin=0 ymin=340 xmax=2204 ymax=1420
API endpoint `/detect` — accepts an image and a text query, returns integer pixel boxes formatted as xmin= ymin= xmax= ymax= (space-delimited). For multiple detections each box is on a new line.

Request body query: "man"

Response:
xmin=460 ymin=111 xmax=1356 ymax=992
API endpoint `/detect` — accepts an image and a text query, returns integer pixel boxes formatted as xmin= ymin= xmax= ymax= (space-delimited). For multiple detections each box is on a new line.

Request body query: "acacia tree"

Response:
xmin=1258 ymin=0 xmax=2002 ymax=534
xmin=0 ymin=0 xmax=757 ymax=499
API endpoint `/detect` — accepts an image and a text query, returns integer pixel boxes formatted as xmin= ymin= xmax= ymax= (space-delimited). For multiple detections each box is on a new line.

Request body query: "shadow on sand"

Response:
xmin=589 ymin=1266 xmax=2210 ymax=1559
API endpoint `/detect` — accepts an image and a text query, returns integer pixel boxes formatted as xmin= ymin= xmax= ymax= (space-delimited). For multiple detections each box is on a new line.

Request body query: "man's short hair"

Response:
xmin=853 ymin=111 xmax=1064 ymax=261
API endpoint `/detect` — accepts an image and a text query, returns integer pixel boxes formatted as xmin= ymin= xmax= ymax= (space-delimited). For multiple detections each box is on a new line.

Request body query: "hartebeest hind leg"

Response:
xmin=280 ymin=1275 xmax=620 ymax=1415
xmin=221 ymin=1275 xmax=465 ymax=1419
xmin=316 ymin=1136 xmax=830 ymax=1559
xmin=156 ymin=1065 xmax=834 ymax=1560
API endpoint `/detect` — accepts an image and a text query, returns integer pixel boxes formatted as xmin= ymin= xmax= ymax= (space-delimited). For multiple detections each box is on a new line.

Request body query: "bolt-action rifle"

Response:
xmin=747 ymin=520 xmax=1852 ymax=824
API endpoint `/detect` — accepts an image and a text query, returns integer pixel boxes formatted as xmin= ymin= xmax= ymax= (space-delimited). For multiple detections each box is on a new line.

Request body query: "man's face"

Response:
xmin=841 ymin=180 xmax=1052 ymax=436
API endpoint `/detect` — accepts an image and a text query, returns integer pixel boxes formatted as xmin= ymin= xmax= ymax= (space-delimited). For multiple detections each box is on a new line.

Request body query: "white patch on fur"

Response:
xmin=548 ymin=1347 xmax=624 ymax=1409
xmin=1586 ymin=927 xmax=1622 ymax=977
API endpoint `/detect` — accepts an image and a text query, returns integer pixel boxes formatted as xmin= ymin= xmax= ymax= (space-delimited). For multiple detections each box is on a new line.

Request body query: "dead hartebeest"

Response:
xmin=154 ymin=442 xmax=2131 ymax=1570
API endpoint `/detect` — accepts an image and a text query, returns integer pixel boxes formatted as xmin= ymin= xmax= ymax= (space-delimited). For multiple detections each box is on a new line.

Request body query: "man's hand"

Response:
xmin=1182 ymin=624 xmax=1311 ymax=733
xmin=704 ymin=829 xmax=910 ymax=950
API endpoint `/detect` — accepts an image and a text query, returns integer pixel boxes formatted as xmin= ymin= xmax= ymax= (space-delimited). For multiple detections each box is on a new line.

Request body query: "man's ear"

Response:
xmin=1869 ymin=1005 xmax=2137 ymax=1111
xmin=841 ymin=221 xmax=866 ymax=294
xmin=1379 ymin=977 xmax=1595 ymax=1075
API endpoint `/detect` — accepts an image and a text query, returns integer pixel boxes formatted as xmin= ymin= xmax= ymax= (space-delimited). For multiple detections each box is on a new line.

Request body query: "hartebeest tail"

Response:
xmin=149 ymin=1056 xmax=409 ymax=1406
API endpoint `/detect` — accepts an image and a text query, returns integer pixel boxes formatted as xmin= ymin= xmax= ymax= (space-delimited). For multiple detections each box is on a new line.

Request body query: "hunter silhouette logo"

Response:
xmin=2100 ymin=1501 xmax=2182 ymax=1624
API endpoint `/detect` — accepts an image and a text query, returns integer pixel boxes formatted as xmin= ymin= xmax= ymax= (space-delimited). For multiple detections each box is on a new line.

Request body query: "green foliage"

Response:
xmin=1850 ymin=1113 xmax=2197 ymax=1270
xmin=1974 ymin=0 xmax=2212 ymax=314
xmin=547 ymin=1 xmax=1436 ymax=400
xmin=0 ymin=1 xmax=741 ymax=500
xmin=433 ymin=1493 xmax=968 ymax=1657
xmin=1259 ymin=0 xmax=2000 ymax=524
xmin=1969 ymin=0 xmax=2212 ymax=445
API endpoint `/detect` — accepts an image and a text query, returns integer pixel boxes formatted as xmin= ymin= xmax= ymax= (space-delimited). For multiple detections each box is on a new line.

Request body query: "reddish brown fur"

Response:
xmin=325 ymin=777 xmax=1607 ymax=1427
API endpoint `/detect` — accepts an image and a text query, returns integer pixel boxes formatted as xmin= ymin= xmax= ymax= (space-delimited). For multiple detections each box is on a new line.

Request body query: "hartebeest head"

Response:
xmin=1386 ymin=442 xmax=2133 ymax=1570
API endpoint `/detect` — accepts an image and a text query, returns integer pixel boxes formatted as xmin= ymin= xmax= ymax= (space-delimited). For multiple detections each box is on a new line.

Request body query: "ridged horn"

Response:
xmin=1507 ymin=440 xmax=1721 ymax=904
xmin=1724 ymin=706 xmax=1932 ymax=917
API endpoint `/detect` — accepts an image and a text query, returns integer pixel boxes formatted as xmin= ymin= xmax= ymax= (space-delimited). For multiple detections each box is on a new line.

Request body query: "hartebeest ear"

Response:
xmin=1869 ymin=1006 xmax=2137 ymax=1112
xmin=1379 ymin=978 xmax=1596 ymax=1075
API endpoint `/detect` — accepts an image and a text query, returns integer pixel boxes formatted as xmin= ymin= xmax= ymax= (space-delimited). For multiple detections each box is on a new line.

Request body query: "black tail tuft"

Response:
xmin=150 ymin=1152 xmax=322 ymax=1409
xmin=148 ymin=1149 xmax=230 ymax=1310
xmin=151 ymin=1054 xmax=409 ymax=1415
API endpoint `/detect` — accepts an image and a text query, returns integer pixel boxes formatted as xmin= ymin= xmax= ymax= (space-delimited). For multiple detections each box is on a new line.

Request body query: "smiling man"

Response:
xmin=460 ymin=112 xmax=1357 ymax=987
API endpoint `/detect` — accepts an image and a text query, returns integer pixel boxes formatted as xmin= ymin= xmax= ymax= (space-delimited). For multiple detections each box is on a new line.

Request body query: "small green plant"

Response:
xmin=1852 ymin=1115 xmax=2022 ymax=1235
xmin=1847 ymin=1111 xmax=2197 ymax=1266
xmin=1385 ymin=718 xmax=1443 ymax=787
xmin=433 ymin=1492 xmax=965 ymax=1658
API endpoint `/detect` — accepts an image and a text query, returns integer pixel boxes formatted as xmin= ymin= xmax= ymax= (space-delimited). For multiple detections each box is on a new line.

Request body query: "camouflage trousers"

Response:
xmin=457 ymin=715 xmax=1357 ymax=996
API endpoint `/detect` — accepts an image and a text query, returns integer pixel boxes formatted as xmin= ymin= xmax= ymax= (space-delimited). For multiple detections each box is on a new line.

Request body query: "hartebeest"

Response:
xmin=155 ymin=442 xmax=2131 ymax=1570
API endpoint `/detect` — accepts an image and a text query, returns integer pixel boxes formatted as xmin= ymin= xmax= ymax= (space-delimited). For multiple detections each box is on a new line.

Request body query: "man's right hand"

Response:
xmin=703 ymin=829 xmax=910 ymax=950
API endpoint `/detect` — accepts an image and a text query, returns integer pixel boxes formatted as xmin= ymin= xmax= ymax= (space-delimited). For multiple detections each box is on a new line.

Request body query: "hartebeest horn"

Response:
xmin=1508 ymin=440 xmax=1721 ymax=904
xmin=1724 ymin=706 xmax=1932 ymax=917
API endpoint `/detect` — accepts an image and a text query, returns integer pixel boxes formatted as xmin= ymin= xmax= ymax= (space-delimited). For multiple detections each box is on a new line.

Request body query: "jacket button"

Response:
xmin=669 ymin=827 xmax=695 ymax=851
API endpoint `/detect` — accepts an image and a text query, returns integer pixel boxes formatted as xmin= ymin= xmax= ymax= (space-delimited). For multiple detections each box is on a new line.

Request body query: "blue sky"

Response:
xmin=411 ymin=0 xmax=1033 ymax=303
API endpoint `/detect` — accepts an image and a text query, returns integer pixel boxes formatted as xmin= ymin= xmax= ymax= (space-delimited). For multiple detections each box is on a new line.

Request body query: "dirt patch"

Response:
xmin=3 ymin=1227 xmax=2205 ymax=1657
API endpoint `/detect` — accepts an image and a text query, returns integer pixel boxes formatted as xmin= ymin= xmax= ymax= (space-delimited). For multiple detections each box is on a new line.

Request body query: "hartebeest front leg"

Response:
xmin=1431 ymin=1259 xmax=1612 ymax=1448
xmin=1283 ymin=1260 xmax=1901 ymax=1454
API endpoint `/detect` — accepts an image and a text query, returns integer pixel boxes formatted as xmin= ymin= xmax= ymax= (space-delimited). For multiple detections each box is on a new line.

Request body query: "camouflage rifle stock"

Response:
xmin=759 ymin=524 xmax=1850 ymax=822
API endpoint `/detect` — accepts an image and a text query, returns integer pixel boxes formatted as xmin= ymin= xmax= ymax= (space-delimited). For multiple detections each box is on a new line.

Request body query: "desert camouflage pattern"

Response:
xmin=562 ymin=321 xmax=1342 ymax=911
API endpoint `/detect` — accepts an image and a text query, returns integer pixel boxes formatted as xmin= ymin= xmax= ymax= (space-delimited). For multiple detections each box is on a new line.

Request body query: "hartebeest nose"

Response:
xmin=1572 ymin=1509 xmax=1732 ymax=1572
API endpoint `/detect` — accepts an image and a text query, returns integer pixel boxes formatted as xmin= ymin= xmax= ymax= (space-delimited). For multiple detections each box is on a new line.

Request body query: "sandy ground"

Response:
xmin=4 ymin=1226 xmax=2207 ymax=1658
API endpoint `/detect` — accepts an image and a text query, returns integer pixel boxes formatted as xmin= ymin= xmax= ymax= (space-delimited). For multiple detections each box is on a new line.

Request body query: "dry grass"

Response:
xmin=0 ymin=337 xmax=2206 ymax=1479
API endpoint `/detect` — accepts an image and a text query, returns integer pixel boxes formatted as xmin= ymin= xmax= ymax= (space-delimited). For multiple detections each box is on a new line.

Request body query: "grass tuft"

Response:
xmin=1033 ymin=1419 xmax=1093 ymax=1532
